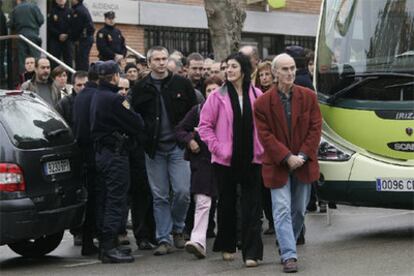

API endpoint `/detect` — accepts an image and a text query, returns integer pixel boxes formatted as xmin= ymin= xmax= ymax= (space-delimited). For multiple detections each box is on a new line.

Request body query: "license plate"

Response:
xmin=44 ymin=159 xmax=71 ymax=175
xmin=376 ymin=178 xmax=414 ymax=192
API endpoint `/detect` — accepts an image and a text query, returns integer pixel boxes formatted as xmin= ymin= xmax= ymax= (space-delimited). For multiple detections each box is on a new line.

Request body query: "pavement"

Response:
xmin=1 ymin=205 xmax=413 ymax=276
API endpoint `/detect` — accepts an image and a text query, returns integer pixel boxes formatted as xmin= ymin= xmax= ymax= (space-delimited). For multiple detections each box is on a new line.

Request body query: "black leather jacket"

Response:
xmin=130 ymin=72 xmax=197 ymax=158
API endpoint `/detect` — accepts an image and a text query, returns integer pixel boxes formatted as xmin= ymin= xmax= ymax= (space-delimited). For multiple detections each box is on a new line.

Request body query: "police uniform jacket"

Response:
xmin=130 ymin=72 xmax=197 ymax=158
xmin=90 ymin=80 xmax=143 ymax=144
xmin=47 ymin=4 xmax=72 ymax=41
xmin=73 ymin=82 xmax=98 ymax=147
xmin=71 ymin=1 xmax=94 ymax=41
xmin=96 ymin=24 xmax=126 ymax=61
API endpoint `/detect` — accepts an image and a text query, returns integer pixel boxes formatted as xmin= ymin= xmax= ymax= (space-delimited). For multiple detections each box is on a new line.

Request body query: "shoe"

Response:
xmin=264 ymin=226 xmax=275 ymax=235
xmin=319 ymin=202 xmax=327 ymax=213
xmin=283 ymin=258 xmax=298 ymax=273
xmin=245 ymin=259 xmax=258 ymax=267
xmin=117 ymin=245 xmax=132 ymax=255
xmin=138 ymin=240 xmax=154 ymax=250
xmin=328 ymin=202 xmax=337 ymax=209
xmin=118 ymin=233 xmax=130 ymax=245
xmin=185 ymin=241 xmax=206 ymax=259
xmin=173 ymin=233 xmax=186 ymax=249
xmin=81 ymin=244 xmax=99 ymax=256
xmin=100 ymin=248 xmax=134 ymax=263
xmin=222 ymin=252 xmax=234 ymax=261
xmin=307 ymin=202 xmax=317 ymax=212
xmin=73 ymin=234 xmax=82 ymax=246
xmin=153 ymin=242 xmax=173 ymax=256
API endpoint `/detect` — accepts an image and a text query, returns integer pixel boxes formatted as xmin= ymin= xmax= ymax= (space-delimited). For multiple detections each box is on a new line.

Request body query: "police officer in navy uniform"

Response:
xmin=71 ymin=0 xmax=95 ymax=71
xmin=47 ymin=0 xmax=72 ymax=68
xmin=90 ymin=60 xmax=143 ymax=263
xmin=72 ymin=62 xmax=102 ymax=256
xmin=96 ymin=11 xmax=126 ymax=62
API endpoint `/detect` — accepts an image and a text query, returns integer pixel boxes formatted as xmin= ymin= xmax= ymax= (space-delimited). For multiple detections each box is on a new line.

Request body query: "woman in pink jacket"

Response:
xmin=198 ymin=52 xmax=264 ymax=268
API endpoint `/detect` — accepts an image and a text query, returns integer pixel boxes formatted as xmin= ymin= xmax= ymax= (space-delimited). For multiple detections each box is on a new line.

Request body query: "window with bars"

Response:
xmin=144 ymin=26 xmax=315 ymax=59
xmin=144 ymin=26 xmax=213 ymax=57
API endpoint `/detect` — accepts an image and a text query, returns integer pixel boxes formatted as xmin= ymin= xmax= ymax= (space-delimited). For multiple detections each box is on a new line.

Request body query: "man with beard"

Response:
xmin=21 ymin=58 xmax=61 ymax=107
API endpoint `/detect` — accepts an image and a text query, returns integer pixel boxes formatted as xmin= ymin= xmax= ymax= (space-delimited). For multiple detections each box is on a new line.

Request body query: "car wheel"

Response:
xmin=7 ymin=231 xmax=64 ymax=258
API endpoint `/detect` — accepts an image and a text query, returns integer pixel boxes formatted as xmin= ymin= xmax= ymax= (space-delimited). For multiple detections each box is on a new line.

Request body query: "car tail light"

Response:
xmin=0 ymin=163 xmax=26 ymax=192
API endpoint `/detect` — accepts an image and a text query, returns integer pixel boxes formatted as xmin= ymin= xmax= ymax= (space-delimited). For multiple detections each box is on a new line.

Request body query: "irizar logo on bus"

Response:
xmin=396 ymin=112 xmax=414 ymax=120
xmin=388 ymin=142 xmax=414 ymax=152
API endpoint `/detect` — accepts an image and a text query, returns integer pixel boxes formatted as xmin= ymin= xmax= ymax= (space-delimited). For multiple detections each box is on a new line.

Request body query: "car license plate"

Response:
xmin=376 ymin=178 xmax=414 ymax=192
xmin=44 ymin=159 xmax=71 ymax=175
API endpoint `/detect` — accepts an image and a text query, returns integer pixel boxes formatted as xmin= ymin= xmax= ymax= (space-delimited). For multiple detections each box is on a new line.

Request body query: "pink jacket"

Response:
xmin=198 ymin=84 xmax=264 ymax=167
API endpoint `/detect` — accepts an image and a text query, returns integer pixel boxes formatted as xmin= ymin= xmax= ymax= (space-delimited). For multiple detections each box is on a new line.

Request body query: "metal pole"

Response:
xmin=18 ymin=35 xmax=76 ymax=74
xmin=126 ymin=45 xmax=146 ymax=59
xmin=0 ymin=35 xmax=76 ymax=74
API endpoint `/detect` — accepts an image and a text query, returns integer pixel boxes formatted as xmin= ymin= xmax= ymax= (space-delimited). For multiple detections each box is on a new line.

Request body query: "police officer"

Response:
xmin=47 ymin=0 xmax=72 ymax=68
xmin=96 ymin=11 xmax=126 ymax=62
xmin=90 ymin=60 xmax=143 ymax=263
xmin=72 ymin=62 xmax=101 ymax=256
xmin=71 ymin=0 xmax=94 ymax=71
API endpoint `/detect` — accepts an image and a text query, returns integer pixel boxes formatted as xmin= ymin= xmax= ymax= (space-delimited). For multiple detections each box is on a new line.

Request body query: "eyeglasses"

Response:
xmin=118 ymin=87 xmax=129 ymax=90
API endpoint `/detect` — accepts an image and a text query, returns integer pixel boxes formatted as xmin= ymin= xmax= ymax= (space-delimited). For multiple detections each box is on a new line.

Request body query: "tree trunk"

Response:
xmin=204 ymin=0 xmax=246 ymax=61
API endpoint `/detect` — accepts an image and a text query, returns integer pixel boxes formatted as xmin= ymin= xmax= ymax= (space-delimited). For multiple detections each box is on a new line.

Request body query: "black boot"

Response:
xmin=100 ymin=248 xmax=134 ymax=263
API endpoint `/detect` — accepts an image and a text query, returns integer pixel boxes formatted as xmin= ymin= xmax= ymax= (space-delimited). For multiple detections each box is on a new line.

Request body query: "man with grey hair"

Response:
xmin=131 ymin=46 xmax=197 ymax=256
xmin=254 ymin=53 xmax=322 ymax=273
xmin=167 ymin=58 xmax=185 ymax=77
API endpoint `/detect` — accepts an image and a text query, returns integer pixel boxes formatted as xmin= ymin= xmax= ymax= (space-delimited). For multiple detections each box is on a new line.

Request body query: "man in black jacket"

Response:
xmin=131 ymin=46 xmax=197 ymax=256
xmin=56 ymin=71 xmax=88 ymax=127
xmin=71 ymin=0 xmax=94 ymax=71
xmin=47 ymin=0 xmax=73 ymax=68
xmin=96 ymin=11 xmax=126 ymax=62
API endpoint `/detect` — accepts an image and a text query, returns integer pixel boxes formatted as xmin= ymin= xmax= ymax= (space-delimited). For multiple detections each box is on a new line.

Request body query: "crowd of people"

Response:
xmin=4 ymin=0 xmax=329 ymax=274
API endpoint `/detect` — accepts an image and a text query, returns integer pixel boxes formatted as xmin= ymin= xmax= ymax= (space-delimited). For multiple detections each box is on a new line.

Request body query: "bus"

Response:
xmin=315 ymin=0 xmax=414 ymax=209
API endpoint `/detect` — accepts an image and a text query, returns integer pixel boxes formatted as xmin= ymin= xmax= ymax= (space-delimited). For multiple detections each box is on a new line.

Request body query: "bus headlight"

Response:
xmin=318 ymin=139 xmax=354 ymax=161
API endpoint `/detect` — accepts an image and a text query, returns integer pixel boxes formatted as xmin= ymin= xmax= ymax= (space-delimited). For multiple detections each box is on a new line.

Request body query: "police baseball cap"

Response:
xmin=104 ymin=11 xmax=115 ymax=19
xmin=98 ymin=60 xmax=120 ymax=75
xmin=89 ymin=61 xmax=104 ymax=74
xmin=285 ymin=45 xmax=305 ymax=58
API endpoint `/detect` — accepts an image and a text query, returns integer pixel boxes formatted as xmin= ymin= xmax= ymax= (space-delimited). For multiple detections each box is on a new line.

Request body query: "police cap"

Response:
xmin=98 ymin=60 xmax=120 ymax=75
xmin=104 ymin=11 xmax=115 ymax=19
xmin=285 ymin=45 xmax=305 ymax=58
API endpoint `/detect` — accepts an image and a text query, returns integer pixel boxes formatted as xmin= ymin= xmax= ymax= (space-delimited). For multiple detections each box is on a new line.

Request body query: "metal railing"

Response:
xmin=126 ymin=45 xmax=146 ymax=59
xmin=0 ymin=34 xmax=76 ymax=74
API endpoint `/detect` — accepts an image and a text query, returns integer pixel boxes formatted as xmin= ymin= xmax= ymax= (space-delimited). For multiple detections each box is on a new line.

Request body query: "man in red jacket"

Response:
xmin=254 ymin=53 xmax=322 ymax=273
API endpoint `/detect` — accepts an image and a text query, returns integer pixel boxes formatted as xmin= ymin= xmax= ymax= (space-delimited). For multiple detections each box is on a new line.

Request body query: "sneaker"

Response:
xmin=245 ymin=259 xmax=258 ymax=267
xmin=185 ymin=241 xmax=206 ymax=259
xmin=173 ymin=233 xmax=186 ymax=249
xmin=138 ymin=240 xmax=155 ymax=250
xmin=282 ymin=258 xmax=298 ymax=273
xmin=153 ymin=242 xmax=173 ymax=256
xmin=222 ymin=252 xmax=235 ymax=261
xmin=118 ymin=233 xmax=130 ymax=245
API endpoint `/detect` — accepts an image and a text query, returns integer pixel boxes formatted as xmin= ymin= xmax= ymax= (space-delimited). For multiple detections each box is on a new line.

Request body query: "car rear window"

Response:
xmin=0 ymin=94 xmax=74 ymax=149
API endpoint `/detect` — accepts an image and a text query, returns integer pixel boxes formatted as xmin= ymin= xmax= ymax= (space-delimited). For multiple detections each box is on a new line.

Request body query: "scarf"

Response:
xmin=227 ymin=81 xmax=254 ymax=172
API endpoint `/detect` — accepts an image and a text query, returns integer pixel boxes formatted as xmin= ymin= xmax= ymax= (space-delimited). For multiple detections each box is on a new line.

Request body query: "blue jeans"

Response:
xmin=145 ymin=145 xmax=191 ymax=244
xmin=271 ymin=176 xmax=311 ymax=261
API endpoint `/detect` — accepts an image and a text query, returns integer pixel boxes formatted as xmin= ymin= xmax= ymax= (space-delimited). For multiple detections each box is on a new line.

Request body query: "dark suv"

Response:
xmin=0 ymin=90 xmax=86 ymax=257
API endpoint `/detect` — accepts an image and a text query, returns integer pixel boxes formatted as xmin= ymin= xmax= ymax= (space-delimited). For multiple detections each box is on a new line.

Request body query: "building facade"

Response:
xmin=85 ymin=0 xmax=322 ymax=60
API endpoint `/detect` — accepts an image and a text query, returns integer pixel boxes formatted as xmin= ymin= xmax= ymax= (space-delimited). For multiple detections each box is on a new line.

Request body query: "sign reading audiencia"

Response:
xmin=84 ymin=0 xmax=139 ymax=24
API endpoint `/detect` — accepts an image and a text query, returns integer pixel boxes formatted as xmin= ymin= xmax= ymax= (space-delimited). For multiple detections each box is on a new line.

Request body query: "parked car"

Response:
xmin=0 ymin=90 xmax=86 ymax=257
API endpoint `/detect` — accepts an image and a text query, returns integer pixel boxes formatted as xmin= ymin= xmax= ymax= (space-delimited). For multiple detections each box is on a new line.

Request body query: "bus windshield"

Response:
xmin=316 ymin=0 xmax=414 ymax=98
